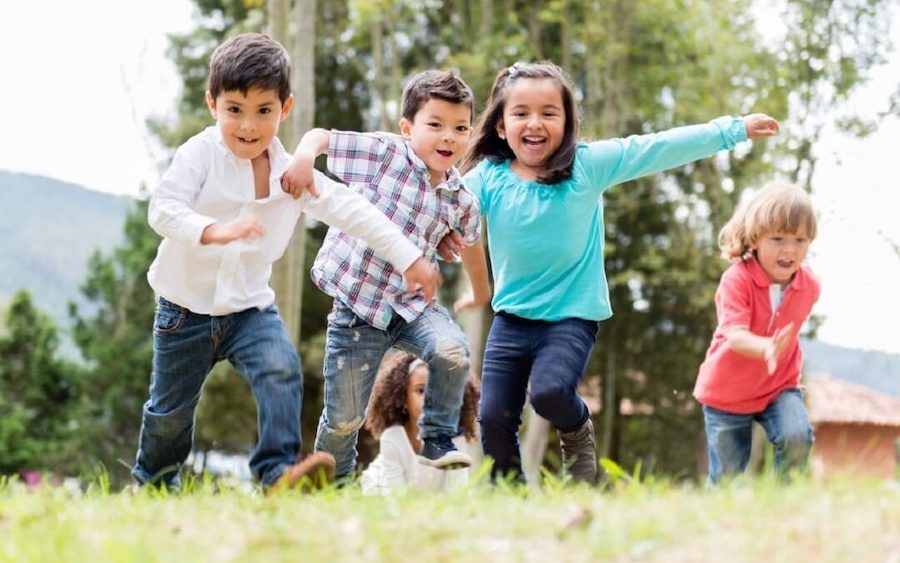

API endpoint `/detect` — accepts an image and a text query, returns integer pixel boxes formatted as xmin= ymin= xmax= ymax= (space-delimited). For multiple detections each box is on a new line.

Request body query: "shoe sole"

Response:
xmin=417 ymin=451 xmax=472 ymax=470
xmin=267 ymin=452 xmax=336 ymax=495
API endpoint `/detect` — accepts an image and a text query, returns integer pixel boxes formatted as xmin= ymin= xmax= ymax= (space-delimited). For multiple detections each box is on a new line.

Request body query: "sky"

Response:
xmin=1 ymin=0 xmax=898 ymax=355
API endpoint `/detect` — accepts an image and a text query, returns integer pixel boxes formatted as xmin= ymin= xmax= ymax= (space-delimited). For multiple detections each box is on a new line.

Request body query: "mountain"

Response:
xmin=0 ymin=170 xmax=133 ymax=338
xmin=802 ymin=338 xmax=900 ymax=398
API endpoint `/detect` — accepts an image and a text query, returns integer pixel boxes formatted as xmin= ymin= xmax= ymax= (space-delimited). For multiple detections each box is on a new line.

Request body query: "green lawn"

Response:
xmin=1 ymin=474 xmax=897 ymax=562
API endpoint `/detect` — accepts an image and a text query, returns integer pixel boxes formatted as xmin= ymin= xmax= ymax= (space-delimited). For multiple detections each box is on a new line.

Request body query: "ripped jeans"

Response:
xmin=315 ymin=300 xmax=471 ymax=477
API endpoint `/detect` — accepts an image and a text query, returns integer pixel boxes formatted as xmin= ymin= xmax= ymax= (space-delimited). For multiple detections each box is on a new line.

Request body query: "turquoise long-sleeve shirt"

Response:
xmin=463 ymin=116 xmax=748 ymax=322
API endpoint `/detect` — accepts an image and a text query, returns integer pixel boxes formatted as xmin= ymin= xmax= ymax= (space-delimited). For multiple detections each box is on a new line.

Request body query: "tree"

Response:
xmin=0 ymin=291 xmax=83 ymax=475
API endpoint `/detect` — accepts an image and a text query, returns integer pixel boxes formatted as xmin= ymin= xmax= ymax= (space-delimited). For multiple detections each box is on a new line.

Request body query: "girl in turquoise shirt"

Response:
xmin=457 ymin=61 xmax=779 ymax=483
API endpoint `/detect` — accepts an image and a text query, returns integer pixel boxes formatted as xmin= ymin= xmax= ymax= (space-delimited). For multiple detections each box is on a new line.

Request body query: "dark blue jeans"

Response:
xmin=703 ymin=388 xmax=814 ymax=484
xmin=479 ymin=312 xmax=599 ymax=480
xmin=132 ymin=297 xmax=302 ymax=488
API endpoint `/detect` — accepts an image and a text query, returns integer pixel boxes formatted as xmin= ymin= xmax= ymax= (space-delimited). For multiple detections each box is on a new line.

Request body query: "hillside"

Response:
xmin=0 ymin=170 xmax=132 ymax=335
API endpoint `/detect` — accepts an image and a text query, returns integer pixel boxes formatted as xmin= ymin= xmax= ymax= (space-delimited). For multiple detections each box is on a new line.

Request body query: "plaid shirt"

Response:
xmin=311 ymin=130 xmax=481 ymax=330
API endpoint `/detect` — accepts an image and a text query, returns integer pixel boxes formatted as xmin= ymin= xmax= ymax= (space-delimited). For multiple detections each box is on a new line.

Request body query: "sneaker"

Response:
xmin=417 ymin=435 xmax=472 ymax=470
xmin=559 ymin=418 xmax=598 ymax=483
xmin=266 ymin=452 xmax=336 ymax=495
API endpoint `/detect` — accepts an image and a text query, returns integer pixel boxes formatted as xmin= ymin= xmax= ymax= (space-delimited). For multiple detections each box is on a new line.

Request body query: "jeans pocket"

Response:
xmin=327 ymin=301 xmax=359 ymax=329
xmin=154 ymin=298 xmax=186 ymax=335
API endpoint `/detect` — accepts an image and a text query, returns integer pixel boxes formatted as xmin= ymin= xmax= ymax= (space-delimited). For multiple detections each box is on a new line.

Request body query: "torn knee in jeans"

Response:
xmin=433 ymin=339 xmax=470 ymax=371
xmin=331 ymin=417 xmax=365 ymax=436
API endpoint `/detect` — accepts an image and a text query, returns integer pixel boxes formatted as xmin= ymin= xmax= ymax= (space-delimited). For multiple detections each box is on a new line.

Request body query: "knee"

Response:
xmin=478 ymin=405 xmax=520 ymax=433
xmin=325 ymin=415 xmax=365 ymax=437
xmin=529 ymin=383 xmax=572 ymax=417
xmin=426 ymin=338 xmax=470 ymax=374
xmin=778 ymin=425 xmax=813 ymax=454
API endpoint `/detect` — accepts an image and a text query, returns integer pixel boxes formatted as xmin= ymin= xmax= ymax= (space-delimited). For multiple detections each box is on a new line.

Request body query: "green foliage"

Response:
xmin=69 ymin=200 xmax=160 ymax=482
xmin=0 ymin=291 xmax=84 ymax=475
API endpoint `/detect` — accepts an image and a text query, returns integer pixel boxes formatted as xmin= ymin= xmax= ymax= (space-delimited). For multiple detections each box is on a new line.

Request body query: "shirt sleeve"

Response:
xmin=583 ymin=116 xmax=748 ymax=194
xmin=299 ymin=171 xmax=423 ymax=273
xmin=462 ymin=163 xmax=488 ymax=212
xmin=326 ymin=130 xmax=395 ymax=185
xmin=715 ymin=265 xmax=753 ymax=332
xmin=377 ymin=428 xmax=411 ymax=491
xmin=147 ymin=136 xmax=217 ymax=246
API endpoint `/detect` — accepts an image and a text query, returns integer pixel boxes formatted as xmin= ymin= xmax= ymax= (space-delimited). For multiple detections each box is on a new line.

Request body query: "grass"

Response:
xmin=0 ymin=470 xmax=897 ymax=563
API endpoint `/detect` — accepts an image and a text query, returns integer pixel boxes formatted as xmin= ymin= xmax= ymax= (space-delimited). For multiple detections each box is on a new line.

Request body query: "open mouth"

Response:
xmin=777 ymin=259 xmax=794 ymax=269
xmin=436 ymin=149 xmax=453 ymax=158
xmin=237 ymin=136 xmax=258 ymax=144
xmin=523 ymin=136 xmax=546 ymax=147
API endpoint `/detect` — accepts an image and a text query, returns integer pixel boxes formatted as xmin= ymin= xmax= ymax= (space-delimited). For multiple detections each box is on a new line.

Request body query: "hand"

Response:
xmin=402 ymin=258 xmax=442 ymax=303
xmin=764 ymin=322 xmax=794 ymax=375
xmin=437 ymin=230 xmax=466 ymax=262
xmin=201 ymin=217 xmax=264 ymax=245
xmin=280 ymin=152 xmax=319 ymax=199
xmin=453 ymin=289 xmax=489 ymax=313
xmin=743 ymin=113 xmax=780 ymax=139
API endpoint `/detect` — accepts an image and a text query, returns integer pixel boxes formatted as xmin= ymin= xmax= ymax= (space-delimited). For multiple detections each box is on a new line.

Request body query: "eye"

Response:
xmin=259 ymin=107 xmax=272 ymax=115
xmin=456 ymin=125 xmax=470 ymax=133
xmin=227 ymin=106 xmax=241 ymax=114
xmin=427 ymin=121 xmax=441 ymax=128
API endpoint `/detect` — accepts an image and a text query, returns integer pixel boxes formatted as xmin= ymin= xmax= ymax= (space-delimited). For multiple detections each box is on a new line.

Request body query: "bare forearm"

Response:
xmin=294 ymin=127 xmax=330 ymax=158
xmin=724 ymin=327 xmax=768 ymax=359
xmin=460 ymin=243 xmax=491 ymax=303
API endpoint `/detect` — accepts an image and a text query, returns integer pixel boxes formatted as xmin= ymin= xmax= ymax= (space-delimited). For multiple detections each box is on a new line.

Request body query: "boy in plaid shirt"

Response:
xmin=282 ymin=70 xmax=490 ymax=478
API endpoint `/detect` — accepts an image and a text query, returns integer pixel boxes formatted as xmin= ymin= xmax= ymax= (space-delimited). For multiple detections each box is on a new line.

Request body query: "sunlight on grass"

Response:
xmin=0 ymin=470 xmax=897 ymax=562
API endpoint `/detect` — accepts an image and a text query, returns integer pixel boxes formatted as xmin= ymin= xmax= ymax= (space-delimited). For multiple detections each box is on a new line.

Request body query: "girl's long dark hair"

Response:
xmin=460 ymin=61 xmax=580 ymax=185
xmin=365 ymin=351 xmax=481 ymax=441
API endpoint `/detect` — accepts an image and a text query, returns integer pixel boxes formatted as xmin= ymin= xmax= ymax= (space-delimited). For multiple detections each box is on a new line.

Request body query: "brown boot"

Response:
xmin=266 ymin=452 xmax=336 ymax=495
xmin=559 ymin=419 xmax=598 ymax=484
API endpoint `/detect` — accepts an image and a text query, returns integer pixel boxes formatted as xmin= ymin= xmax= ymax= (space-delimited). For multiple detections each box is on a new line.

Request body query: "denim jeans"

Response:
xmin=132 ymin=297 xmax=302 ymax=488
xmin=703 ymin=388 xmax=814 ymax=484
xmin=479 ymin=312 xmax=599 ymax=480
xmin=315 ymin=300 xmax=470 ymax=478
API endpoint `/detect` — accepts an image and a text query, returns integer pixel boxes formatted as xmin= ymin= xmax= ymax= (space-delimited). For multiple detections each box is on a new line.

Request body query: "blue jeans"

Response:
xmin=703 ymin=388 xmax=814 ymax=484
xmin=479 ymin=312 xmax=599 ymax=480
xmin=316 ymin=300 xmax=470 ymax=478
xmin=132 ymin=297 xmax=302 ymax=488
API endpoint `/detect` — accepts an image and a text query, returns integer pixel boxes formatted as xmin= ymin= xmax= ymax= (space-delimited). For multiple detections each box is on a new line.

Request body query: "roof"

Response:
xmin=804 ymin=373 xmax=900 ymax=426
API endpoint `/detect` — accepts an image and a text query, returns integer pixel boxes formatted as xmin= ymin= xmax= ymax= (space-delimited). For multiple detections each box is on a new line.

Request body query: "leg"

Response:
xmin=757 ymin=389 xmax=814 ymax=480
xmin=223 ymin=304 xmax=303 ymax=487
xmin=476 ymin=314 xmax=532 ymax=481
xmin=132 ymin=298 xmax=215 ymax=488
xmin=396 ymin=304 xmax=472 ymax=468
xmin=702 ymin=405 xmax=754 ymax=485
xmin=529 ymin=318 xmax=599 ymax=482
xmin=314 ymin=302 xmax=390 ymax=478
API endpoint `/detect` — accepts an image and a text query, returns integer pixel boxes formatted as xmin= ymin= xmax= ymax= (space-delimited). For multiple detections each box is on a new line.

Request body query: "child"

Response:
xmin=455 ymin=61 xmax=780 ymax=483
xmin=132 ymin=33 xmax=440 ymax=492
xmin=360 ymin=352 xmax=480 ymax=494
xmin=694 ymin=181 xmax=818 ymax=484
xmin=281 ymin=69 xmax=491 ymax=480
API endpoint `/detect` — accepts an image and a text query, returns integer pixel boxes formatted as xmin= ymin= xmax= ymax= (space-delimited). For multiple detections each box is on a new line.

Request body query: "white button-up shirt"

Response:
xmin=147 ymin=126 xmax=422 ymax=316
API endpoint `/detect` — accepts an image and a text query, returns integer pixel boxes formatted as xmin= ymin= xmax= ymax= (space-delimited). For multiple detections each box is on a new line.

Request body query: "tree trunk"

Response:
xmin=267 ymin=0 xmax=315 ymax=345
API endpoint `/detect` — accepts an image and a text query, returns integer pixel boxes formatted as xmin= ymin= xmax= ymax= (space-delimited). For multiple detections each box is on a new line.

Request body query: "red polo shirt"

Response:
xmin=694 ymin=258 xmax=820 ymax=414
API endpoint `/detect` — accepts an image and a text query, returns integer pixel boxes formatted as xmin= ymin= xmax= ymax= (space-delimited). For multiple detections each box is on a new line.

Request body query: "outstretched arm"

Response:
xmin=282 ymin=127 xmax=331 ymax=199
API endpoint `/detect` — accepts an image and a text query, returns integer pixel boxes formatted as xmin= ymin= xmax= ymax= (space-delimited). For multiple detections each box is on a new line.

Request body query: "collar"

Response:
xmin=402 ymin=139 xmax=464 ymax=192
xmin=208 ymin=125 xmax=292 ymax=173
xmin=744 ymin=256 xmax=810 ymax=291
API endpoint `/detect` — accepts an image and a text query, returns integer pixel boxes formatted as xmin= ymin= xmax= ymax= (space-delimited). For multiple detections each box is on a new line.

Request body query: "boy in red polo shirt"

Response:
xmin=694 ymin=181 xmax=819 ymax=484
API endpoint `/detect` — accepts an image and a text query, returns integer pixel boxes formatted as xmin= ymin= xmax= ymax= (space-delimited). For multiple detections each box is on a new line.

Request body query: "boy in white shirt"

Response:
xmin=132 ymin=33 xmax=439 ymax=493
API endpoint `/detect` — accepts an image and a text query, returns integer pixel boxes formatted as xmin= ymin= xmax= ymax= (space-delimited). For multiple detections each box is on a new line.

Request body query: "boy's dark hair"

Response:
xmin=365 ymin=351 xmax=480 ymax=441
xmin=400 ymin=69 xmax=475 ymax=123
xmin=208 ymin=33 xmax=292 ymax=104
xmin=461 ymin=61 xmax=580 ymax=184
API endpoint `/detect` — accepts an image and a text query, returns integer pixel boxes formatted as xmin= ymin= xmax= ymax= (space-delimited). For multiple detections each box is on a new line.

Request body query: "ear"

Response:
xmin=398 ymin=117 xmax=412 ymax=140
xmin=280 ymin=93 xmax=294 ymax=121
xmin=495 ymin=119 xmax=506 ymax=140
xmin=205 ymin=91 xmax=217 ymax=118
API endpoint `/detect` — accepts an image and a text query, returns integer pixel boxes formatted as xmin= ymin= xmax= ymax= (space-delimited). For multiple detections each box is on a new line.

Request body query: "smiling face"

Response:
xmin=206 ymin=87 xmax=293 ymax=161
xmin=752 ymin=228 xmax=811 ymax=285
xmin=497 ymin=78 xmax=566 ymax=181
xmin=399 ymin=98 xmax=472 ymax=187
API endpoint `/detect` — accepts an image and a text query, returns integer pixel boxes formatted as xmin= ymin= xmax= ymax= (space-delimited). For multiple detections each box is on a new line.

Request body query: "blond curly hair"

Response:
xmin=718 ymin=181 xmax=817 ymax=262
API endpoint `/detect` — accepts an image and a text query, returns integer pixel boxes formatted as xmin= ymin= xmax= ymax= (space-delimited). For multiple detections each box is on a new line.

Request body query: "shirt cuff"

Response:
xmin=711 ymin=115 xmax=748 ymax=149
xmin=182 ymin=214 xmax=217 ymax=247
